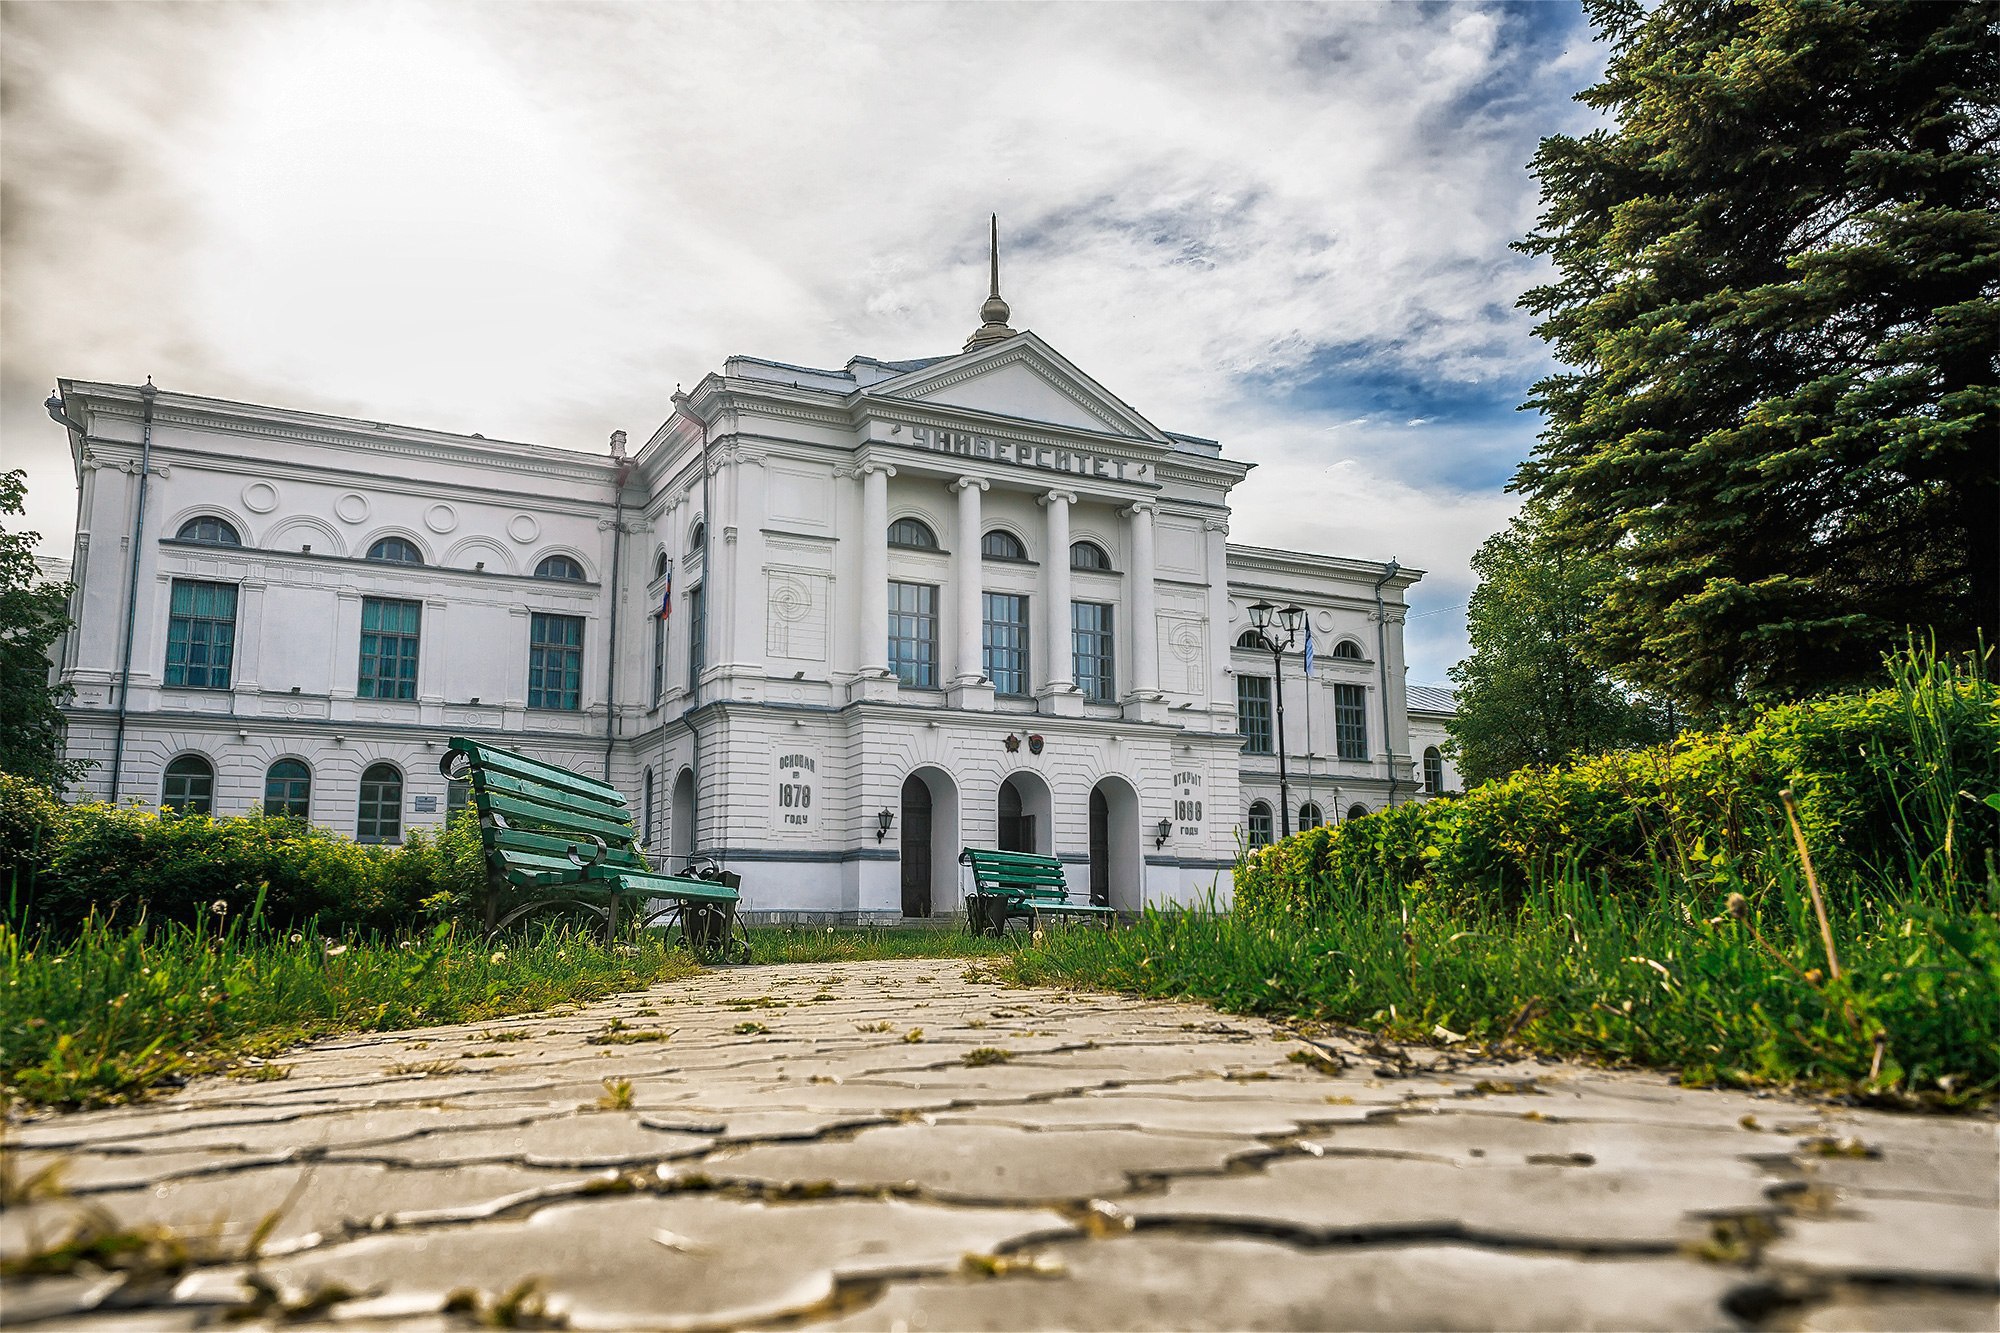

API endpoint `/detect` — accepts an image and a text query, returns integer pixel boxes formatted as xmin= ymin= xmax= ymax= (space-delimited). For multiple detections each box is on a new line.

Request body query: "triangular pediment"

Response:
xmin=868 ymin=333 xmax=1170 ymax=443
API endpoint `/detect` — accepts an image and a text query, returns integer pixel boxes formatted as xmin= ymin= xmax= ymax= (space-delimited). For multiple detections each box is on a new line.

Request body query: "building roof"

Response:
xmin=1407 ymin=683 xmax=1457 ymax=715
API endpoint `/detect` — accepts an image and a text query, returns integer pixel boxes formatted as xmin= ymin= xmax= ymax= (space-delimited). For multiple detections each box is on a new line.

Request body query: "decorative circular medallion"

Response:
xmin=1226 ymin=600 xmax=1240 ymax=623
xmin=241 ymin=481 xmax=278 ymax=514
xmin=334 ymin=493 xmax=371 ymax=524
xmin=1314 ymin=610 xmax=1335 ymax=633
xmin=507 ymin=514 xmax=541 ymax=544
xmin=424 ymin=503 xmax=459 ymax=534
xmin=770 ymin=579 xmax=810 ymax=622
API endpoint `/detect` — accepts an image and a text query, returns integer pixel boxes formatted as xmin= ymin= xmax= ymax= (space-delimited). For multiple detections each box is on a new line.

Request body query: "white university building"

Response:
xmin=43 ymin=259 xmax=1458 ymax=921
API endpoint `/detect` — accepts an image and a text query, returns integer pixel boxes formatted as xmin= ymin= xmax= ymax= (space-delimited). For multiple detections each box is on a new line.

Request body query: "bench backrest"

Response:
xmin=960 ymin=847 xmax=1071 ymax=899
xmin=446 ymin=738 xmax=651 ymax=879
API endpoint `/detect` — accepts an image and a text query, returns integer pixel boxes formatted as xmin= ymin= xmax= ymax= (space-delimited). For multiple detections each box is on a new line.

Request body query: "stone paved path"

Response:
xmin=4 ymin=960 xmax=1996 ymax=1331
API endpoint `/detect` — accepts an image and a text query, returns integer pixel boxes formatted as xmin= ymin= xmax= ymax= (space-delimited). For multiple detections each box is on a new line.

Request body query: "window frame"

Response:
xmin=356 ymin=762 xmax=404 ymax=844
xmin=162 ymin=754 xmax=215 ymax=815
xmin=887 ymin=517 xmax=939 ymax=550
xmin=175 ymin=516 xmax=241 ymax=546
xmin=1069 ymin=540 xmax=1113 ymax=572
xmin=980 ymin=529 xmax=1028 ymax=562
xmin=1299 ymin=802 xmax=1323 ymax=830
xmin=357 ymin=596 xmax=422 ymax=701
xmin=534 ymin=554 xmax=586 ymax=581
xmin=1333 ymin=683 xmax=1369 ymax=761
xmin=527 ymin=611 xmax=585 ymax=711
xmin=263 ymin=758 xmax=312 ymax=819
xmin=1071 ymin=600 xmax=1115 ymax=702
xmin=888 ymin=580 xmax=940 ymax=689
xmin=686 ymin=583 xmax=705 ymax=693
xmin=1246 ymin=800 xmax=1273 ymax=848
xmin=1424 ymin=746 xmax=1445 ymax=795
xmin=651 ymin=609 xmax=666 ymax=705
xmin=1237 ymin=675 xmax=1273 ymax=755
xmin=1331 ymin=639 xmax=1365 ymax=661
xmin=365 ymin=536 xmax=425 ymax=565
xmin=164 ymin=578 xmax=239 ymax=690
xmin=981 ymin=591 xmax=1031 ymax=696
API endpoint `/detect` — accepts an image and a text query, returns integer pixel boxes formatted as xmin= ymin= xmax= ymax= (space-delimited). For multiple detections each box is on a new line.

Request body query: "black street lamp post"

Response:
xmin=1246 ymin=599 xmax=1306 ymax=839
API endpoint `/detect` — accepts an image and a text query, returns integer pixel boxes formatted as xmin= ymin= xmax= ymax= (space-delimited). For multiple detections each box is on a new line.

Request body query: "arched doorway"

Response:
xmin=900 ymin=774 xmax=932 ymax=917
xmin=1088 ymin=776 xmax=1141 ymax=912
xmin=671 ymin=767 xmax=696 ymax=866
xmin=899 ymin=767 xmax=961 ymax=919
xmin=997 ymin=772 xmax=1052 ymax=854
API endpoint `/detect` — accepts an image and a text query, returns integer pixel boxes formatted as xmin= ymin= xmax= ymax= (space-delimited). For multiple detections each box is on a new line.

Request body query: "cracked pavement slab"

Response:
xmin=5 ymin=959 xmax=1995 ymax=1330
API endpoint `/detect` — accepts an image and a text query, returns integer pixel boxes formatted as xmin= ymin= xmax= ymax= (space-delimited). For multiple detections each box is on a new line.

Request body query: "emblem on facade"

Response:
xmin=1003 ymin=734 xmax=1021 ymax=753
xmin=1027 ymin=734 xmax=1044 ymax=755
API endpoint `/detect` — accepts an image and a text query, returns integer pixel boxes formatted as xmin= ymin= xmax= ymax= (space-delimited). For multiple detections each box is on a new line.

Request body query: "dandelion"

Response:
xmin=400 ymin=941 xmax=415 ymax=951
xmin=210 ymin=899 xmax=230 ymax=917
xmin=325 ymin=943 xmax=348 ymax=957
xmin=491 ymin=950 xmax=508 ymax=965
xmin=289 ymin=933 xmax=303 ymax=945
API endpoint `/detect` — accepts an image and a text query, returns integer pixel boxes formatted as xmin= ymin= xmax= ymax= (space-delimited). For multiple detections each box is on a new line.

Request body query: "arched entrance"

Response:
xmin=670 ymin=767 xmax=696 ymax=866
xmin=997 ymin=771 xmax=1052 ymax=854
xmin=900 ymin=774 xmax=932 ymax=917
xmin=1089 ymin=776 xmax=1142 ymax=912
xmin=899 ymin=767 xmax=961 ymax=919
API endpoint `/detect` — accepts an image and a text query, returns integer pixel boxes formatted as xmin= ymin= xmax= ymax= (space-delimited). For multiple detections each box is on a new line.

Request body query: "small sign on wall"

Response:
xmin=412 ymin=795 xmax=439 ymax=814
xmin=1173 ymin=770 xmax=1203 ymax=836
xmin=773 ymin=749 xmax=816 ymax=831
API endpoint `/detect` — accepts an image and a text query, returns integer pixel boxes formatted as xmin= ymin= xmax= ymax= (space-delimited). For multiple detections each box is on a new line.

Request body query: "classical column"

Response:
xmin=1038 ymin=489 xmax=1077 ymax=701
xmin=951 ymin=477 xmax=989 ymax=687
xmin=1124 ymin=502 xmax=1160 ymax=698
xmin=858 ymin=463 xmax=893 ymax=676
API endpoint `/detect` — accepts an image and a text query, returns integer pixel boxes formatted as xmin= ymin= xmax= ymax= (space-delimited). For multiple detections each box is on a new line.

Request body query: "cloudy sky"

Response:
xmin=0 ymin=0 xmax=1603 ymax=685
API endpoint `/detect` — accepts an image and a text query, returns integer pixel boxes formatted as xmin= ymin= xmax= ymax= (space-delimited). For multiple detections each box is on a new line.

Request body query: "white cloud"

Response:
xmin=1 ymin=1 xmax=1602 ymax=683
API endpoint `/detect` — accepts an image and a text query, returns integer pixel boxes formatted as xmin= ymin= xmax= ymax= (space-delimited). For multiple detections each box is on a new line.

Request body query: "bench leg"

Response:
xmin=604 ymin=889 xmax=620 ymax=945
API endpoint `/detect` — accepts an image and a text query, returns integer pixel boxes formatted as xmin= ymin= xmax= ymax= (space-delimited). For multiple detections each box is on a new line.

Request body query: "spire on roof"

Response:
xmin=964 ymin=213 xmax=1018 ymax=351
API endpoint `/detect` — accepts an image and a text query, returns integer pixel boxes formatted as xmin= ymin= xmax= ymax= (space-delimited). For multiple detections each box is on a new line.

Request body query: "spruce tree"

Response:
xmin=1517 ymin=0 xmax=1998 ymax=710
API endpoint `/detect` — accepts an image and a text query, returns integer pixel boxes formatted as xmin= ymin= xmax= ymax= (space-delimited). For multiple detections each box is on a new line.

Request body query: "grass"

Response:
xmin=993 ymin=859 xmax=2000 ymax=1107
xmin=1 ymin=915 xmax=699 ymax=1109
xmin=744 ymin=923 xmax=1016 ymax=963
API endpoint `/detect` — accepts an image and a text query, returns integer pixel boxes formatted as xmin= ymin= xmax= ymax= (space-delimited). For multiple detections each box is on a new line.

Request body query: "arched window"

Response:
xmin=1299 ymin=802 xmax=1323 ymax=830
xmin=1069 ymin=541 xmax=1112 ymax=571
xmin=1345 ymin=803 xmax=1370 ymax=822
xmin=366 ymin=537 xmax=424 ymax=565
xmin=176 ymin=516 xmax=241 ymax=546
xmin=263 ymin=759 xmax=311 ymax=818
xmin=1235 ymin=629 xmax=1266 ymax=650
xmin=687 ymin=520 xmax=706 ymax=555
xmin=1332 ymin=639 xmax=1364 ymax=661
xmin=357 ymin=763 xmax=403 ymax=843
xmin=643 ymin=767 xmax=656 ymax=846
xmin=162 ymin=755 xmax=214 ymax=814
xmin=535 ymin=554 xmax=586 ymax=581
xmin=653 ymin=550 xmax=670 ymax=581
xmin=888 ymin=518 xmax=938 ymax=550
xmin=981 ymin=529 xmax=1027 ymax=561
xmin=1424 ymin=746 xmax=1445 ymax=795
xmin=1246 ymin=800 xmax=1273 ymax=848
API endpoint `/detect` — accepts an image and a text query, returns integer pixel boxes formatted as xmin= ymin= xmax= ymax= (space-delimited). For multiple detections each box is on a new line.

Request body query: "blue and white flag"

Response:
xmin=1302 ymin=626 xmax=1315 ymax=677
xmin=658 ymin=560 xmax=673 ymax=620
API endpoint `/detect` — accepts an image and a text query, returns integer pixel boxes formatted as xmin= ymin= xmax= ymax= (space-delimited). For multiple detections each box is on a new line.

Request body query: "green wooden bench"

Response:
xmin=959 ymin=847 xmax=1117 ymax=937
xmin=442 ymin=738 xmax=746 ymax=960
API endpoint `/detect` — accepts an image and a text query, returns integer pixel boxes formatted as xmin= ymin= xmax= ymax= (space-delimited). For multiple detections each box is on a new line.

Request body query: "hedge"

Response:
xmin=0 ymin=777 xmax=487 ymax=935
xmin=1237 ymin=647 xmax=1999 ymax=919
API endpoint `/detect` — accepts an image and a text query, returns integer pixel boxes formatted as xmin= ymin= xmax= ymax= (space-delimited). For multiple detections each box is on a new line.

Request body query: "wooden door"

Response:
xmin=900 ymin=775 xmax=932 ymax=917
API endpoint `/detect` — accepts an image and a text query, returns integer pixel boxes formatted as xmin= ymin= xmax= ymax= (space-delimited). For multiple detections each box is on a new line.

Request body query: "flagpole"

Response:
xmin=1302 ymin=629 xmax=1314 ymax=826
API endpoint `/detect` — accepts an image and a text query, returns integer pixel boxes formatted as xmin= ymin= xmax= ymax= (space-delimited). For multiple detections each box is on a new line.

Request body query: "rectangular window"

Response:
xmin=528 ymin=612 xmax=585 ymax=710
xmin=1238 ymin=675 xmax=1273 ymax=755
xmin=651 ymin=611 xmax=665 ymax=705
xmin=357 ymin=597 xmax=421 ymax=700
xmin=888 ymin=582 xmax=939 ymax=688
xmin=1071 ymin=601 xmax=1114 ymax=703
xmin=1334 ymin=682 xmax=1369 ymax=761
xmin=981 ymin=592 xmax=1030 ymax=696
xmin=164 ymin=579 xmax=238 ymax=689
xmin=687 ymin=585 xmax=705 ymax=693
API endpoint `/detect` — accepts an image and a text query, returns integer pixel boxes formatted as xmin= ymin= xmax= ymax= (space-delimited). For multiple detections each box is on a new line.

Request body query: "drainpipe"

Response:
xmin=602 ymin=434 xmax=632 ymax=780
xmin=670 ymin=389 xmax=715 ymax=861
xmin=109 ymin=379 xmax=159 ymax=804
xmin=1372 ymin=558 xmax=1400 ymax=809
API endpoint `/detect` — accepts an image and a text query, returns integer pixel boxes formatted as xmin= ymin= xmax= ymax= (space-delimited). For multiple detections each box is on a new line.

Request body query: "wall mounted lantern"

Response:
xmin=875 ymin=807 xmax=895 ymax=842
xmin=1154 ymin=817 xmax=1172 ymax=849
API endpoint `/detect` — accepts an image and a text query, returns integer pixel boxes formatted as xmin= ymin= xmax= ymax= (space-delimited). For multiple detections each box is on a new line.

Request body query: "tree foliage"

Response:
xmin=1449 ymin=505 xmax=1667 ymax=785
xmin=0 ymin=470 xmax=83 ymax=789
xmin=1517 ymin=0 xmax=1999 ymax=711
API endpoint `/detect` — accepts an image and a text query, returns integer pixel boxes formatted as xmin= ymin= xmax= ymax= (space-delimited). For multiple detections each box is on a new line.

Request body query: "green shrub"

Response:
xmin=0 ymin=771 xmax=64 ymax=918
xmin=1237 ymin=645 xmax=1999 ymax=919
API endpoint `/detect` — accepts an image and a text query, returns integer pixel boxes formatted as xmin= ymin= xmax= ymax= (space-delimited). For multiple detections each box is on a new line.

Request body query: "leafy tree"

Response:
xmin=1448 ymin=505 xmax=1668 ymax=785
xmin=0 ymin=470 xmax=83 ymax=789
xmin=1516 ymin=0 xmax=1998 ymax=711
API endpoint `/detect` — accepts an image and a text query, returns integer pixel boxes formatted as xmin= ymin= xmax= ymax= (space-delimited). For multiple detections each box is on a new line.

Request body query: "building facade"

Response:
xmin=46 ymin=293 xmax=1445 ymax=920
